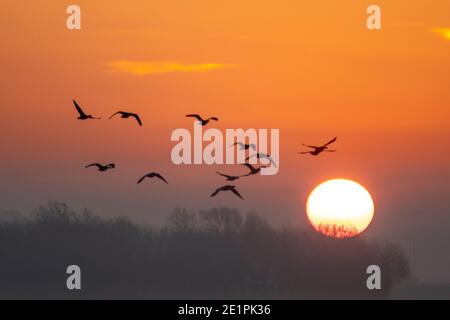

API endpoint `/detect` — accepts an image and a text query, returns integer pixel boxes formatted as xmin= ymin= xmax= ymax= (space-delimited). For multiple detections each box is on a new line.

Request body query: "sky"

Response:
xmin=0 ymin=0 xmax=450 ymax=282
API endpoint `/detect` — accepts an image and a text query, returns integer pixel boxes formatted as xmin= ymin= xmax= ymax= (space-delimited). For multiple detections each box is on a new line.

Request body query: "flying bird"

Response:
xmin=299 ymin=137 xmax=337 ymax=156
xmin=109 ymin=111 xmax=143 ymax=126
xmin=85 ymin=163 xmax=115 ymax=172
xmin=246 ymin=153 xmax=277 ymax=167
xmin=186 ymin=114 xmax=219 ymax=126
xmin=137 ymin=172 xmax=168 ymax=184
xmin=73 ymin=100 xmax=101 ymax=120
xmin=241 ymin=163 xmax=267 ymax=176
xmin=216 ymin=172 xmax=241 ymax=182
xmin=230 ymin=142 xmax=256 ymax=151
xmin=210 ymin=185 xmax=244 ymax=200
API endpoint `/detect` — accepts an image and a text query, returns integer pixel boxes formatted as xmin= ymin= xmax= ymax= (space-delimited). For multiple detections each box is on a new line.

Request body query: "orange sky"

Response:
xmin=1 ymin=0 xmax=450 ymax=279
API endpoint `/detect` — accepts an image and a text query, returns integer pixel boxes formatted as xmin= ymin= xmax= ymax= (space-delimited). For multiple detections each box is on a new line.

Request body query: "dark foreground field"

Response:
xmin=0 ymin=202 xmax=409 ymax=299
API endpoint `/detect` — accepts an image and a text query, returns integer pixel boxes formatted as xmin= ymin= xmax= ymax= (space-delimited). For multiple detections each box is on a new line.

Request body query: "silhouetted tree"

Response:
xmin=0 ymin=202 xmax=410 ymax=299
xmin=199 ymin=207 xmax=243 ymax=234
xmin=167 ymin=208 xmax=197 ymax=233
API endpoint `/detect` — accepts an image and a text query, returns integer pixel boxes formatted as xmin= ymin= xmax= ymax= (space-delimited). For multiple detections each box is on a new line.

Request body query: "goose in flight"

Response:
xmin=211 ymin=185 xmax=244 ymax=200
xmin=186 ymin=114 xmax=218 ymax=126
xmin=230 ymin=142 xmax=256 ymax=151
xmin=109 ymin=111 xmax=143 ymax=126
xmin=216 ymin=171 xmax=241 ymax=182
xmin=137 ymin=172 xmax=168 ymax=184
xmin=85 ymin=163 xmax=115 ymax=172
xmin=299 ymin=137 xmax=337 ymax=156
xmin=246 ymin=153 xmax=277 ymax=168
xmin=241 ymin=163 xmax=268 ymax=176
xmin=73 ymin=100 xmax=101 ymax=120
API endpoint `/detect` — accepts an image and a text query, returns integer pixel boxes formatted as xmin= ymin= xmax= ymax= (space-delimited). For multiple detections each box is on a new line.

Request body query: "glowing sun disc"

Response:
xmin=306 ymin=179 xmax=374 ymax=238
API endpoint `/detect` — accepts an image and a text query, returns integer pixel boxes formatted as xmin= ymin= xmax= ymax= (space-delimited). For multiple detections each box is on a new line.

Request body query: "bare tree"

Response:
xmin=167 ymin=208 xmax=197 ymax=233
xmin=199 ymin=207 xmax=243 ymax=234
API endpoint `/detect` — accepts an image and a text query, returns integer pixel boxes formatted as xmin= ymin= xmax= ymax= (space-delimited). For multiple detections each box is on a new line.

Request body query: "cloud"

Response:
xmin=431 ymin=28 xmax=450 ymax=40
xmin=106 ymin=60 xmax=234 ymax=75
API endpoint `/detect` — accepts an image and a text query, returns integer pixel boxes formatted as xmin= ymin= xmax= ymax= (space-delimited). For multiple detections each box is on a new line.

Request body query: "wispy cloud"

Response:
xmin=431 ymin=28 xmax=450 ymax=40
xmin=106 ymin=60 xmax=235 ymax=76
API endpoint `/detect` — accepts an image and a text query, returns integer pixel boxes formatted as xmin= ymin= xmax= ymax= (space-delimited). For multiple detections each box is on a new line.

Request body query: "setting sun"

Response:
xmin=306 ymin=179 xmax=375 ymax=238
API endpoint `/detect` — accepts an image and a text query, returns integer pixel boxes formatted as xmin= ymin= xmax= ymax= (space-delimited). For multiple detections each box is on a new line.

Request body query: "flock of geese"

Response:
xmin=74 ymin=100 xmax=337 ymax=200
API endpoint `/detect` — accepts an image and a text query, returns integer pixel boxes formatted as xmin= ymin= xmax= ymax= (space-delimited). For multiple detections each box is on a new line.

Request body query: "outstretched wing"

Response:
xmin=186 ymin=114 xmax=203 ymax=122
xmin=302 ymin=143 xmax=318 ymax=149
xmin=230 ymin=188 xmax=244 ymax=200
xmin=298 ymin=151 xmax=311 ymax=155
xmin=210 ymin=187 xmax=223 ymax=197
xmin=258 ymin=154 xmax=276 ymax=167
xmin=209 ymin=117 xmax=219 ymax=121
xmin=242 ymin=163 xmax=256 ymax=172
xmin=137 ymin=175 xmax=147 ymax=184
xmin=85 ymin=163 xmax=101 ymax=169
xmin=109 ymin=111 xmax=123 ymax=119
xmin=249 ymin=144 xmax=256 ymax=151
xmin=131 ymin=113 xmax=142 ymax=126
xmin=154 ymin=173 xmax=168 ymax=184
xmin=73 ymin=100 xmax=87 ymax=117
xmin=322 ymin=137 xmax=337 ymax=148
xmin=245 ymin=154 xmax=257 ymax=161
xmin=216 ymin=172 xmax=230 ymax=179
xmin=264 ymin=156 xmax=277 ymax=168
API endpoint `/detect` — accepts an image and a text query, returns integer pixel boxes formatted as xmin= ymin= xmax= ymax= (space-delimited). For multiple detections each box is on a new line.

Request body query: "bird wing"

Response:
xmin=73 ymin=100 xmax=88 ymax=117
xmin=265 ymin=156 xmax=277 ymax=168
xmin=249 ymin=144 xmax=256 ymax=151
xmin=107 ymin=163 xmax=116 ymax=168
xmin=210 ymin=188 xmax=222 ymax=197
xmin=242 ymin=163 xmax=256 ymax=172
xmin=230 ymin=142 xmax=238 ymax=147
xmin=322 ymin=137 xmax=337 ymax=148
xmin=302 ymin=144 xmax=318 ymax=149
xmin=325 ymin=149 xmax=336 ymax=152
xmin=85 ymin=163 xmax=101 ymax=168
xmin=298 ymin=151 xmax=311 ymax=155
xmin=109 ymin=111 xmax=122 ymax=119
xmin=230 ymin=188 xmax=244 ymax=200
xmin=154 ymin=173 xmax=168 ymax=184
xmin=131 ymin=113 xmax=143 ymax=126
xmin=216 ymin=172 xmax=230 ymax=178
xmin=186 ymin=114 xmax=203 ymax=121
xmin=209 ymin=117 xmax=219 ymax=121
xmin=137 ymin=176 xmax=147 ymax=184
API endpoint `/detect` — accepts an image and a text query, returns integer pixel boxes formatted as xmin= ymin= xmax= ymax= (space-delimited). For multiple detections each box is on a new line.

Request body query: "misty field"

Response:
xmin=0 ymin=202 xmax=409 ymax=299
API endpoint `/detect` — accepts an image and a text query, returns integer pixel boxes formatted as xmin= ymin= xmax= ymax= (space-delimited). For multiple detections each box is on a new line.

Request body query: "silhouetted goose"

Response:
xmin=299 ymin=137 xmax=337 ymax=156
xmin=241 ymin=163 xmax=267 ymax=176
xmin=246 ymin=153 xmax=277 ymax=167
xmin=216 ymin=172 xmax=241 ymax=182
xmin=73 ymin=100 xmax=101 ymax=120
xmin=85 ymin=163 xmax=115 ymax=172
xmin=109 ymin=111 xmax=143 ymax=126
xmin=137 ymin=172 xmax=168 ymax=184
xmin=230 ymin=142 xmax=256 ymax=151
xmin=186 ymin=114 xmax=218 ymax=126
xmin=211 ymin=185 xmax=244 ymax=200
